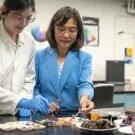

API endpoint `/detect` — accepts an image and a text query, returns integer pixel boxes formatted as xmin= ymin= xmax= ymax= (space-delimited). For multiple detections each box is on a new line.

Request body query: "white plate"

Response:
xmin=114 ymin=119 xmax=123 ymax=125
xmin=114 ymin=119 xmax=129 ymax=126
xmin=0 ymin=124 xmax=6 ymax=129
xmin=6 ymin=121 xmax=35 ymax=126
xmin=108 ymin=111 xmax=123 ymax=116
xmin=0 ymin=124 xmax=16 ymax=131
xmin=118 ymin=126 xmax=133 ymax=134
xmin=76 ymin=123 xmax=120 ymax=134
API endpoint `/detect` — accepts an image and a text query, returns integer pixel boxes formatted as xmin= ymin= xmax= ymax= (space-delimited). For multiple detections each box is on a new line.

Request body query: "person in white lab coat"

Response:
xmin=0 ymin=0 xmax=50 ymax=117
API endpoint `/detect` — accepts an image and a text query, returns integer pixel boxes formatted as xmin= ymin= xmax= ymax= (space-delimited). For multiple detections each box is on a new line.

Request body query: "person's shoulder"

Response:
xmin=36 ymin=46 xmax=51 ymax=55
xmin=77 ymin=50 xmax=92 ymax=58
xmin=22 ymin=30 xmax=34 ymax=40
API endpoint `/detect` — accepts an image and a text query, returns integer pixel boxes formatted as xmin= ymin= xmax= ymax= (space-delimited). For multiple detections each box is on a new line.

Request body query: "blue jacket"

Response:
xmin=34 ymin=46 xmax=94 ymax=111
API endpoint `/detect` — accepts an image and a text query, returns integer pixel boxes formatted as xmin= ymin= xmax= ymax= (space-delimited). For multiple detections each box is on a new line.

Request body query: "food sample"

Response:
xmin=32 ymin=124 xmax=45 ymax=130
xmin=37 ymin=118 xmax=71 ymax=127
xmin=17 ymin=124 xmax=33 ymax=131
xmin=37 ymin=119 xmax=58 ymax=127
xmin=121 ymin=111 xmax=135 ymax=125
xmin=37 ymin=117 xmax=83 ymax=127
xmin=125 ymin=111 xmax=135 ymax=115
xmin=91 ymin=113 xmax=102 ymax=121
xmin=86 ymin=112 xmax=110 ymax=121
xmin=122 ymin=112 xmax=135 ymax=125
xmin=56 ymin=118 xmax=72 ymax=127
xmin=81 ymin=119 xmax=114 ymax=129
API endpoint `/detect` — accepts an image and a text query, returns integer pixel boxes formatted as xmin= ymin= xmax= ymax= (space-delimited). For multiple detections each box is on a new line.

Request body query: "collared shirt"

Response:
xmin=58 ymin=62 xmax=64 ymax=78
xmin=0 ymin=21 xmax=36 ymax=115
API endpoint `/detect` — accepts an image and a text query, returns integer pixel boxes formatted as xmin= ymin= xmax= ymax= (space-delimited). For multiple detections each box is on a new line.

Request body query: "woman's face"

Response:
xmin=3 ymin=7 xmax=34 ymax=34
xmin=55 ymin=18 xmax=78 ymax=50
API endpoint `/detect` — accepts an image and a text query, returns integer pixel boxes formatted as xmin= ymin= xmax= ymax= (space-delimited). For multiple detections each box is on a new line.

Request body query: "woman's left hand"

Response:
xmin=50 ymin=102 xmax=60 ymax=113
xmin=131 ymin=121 xmax=135 ymax=134
xmin=79 ymin=95 xmax=94 ymax=114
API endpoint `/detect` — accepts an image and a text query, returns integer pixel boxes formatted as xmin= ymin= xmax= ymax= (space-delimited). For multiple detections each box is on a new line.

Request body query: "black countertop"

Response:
xmin=0 ymin=111 xmax=125 ymax=135
xmin=114 ymin=85 xmax=135 ymax=93
xmin=93 ymin=81 xmax=135 ymax=93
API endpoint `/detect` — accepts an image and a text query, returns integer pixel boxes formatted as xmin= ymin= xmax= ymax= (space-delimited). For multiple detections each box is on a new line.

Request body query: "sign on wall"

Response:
xmin=125 ymin=47 xmax=133 ymax=64
xmin=82 ymin=16 xmax=99 ymax=46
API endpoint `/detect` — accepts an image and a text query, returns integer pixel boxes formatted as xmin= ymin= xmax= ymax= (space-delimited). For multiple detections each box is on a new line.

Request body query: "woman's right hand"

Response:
xmin=50 ymin=102 xmax=60 ymax=113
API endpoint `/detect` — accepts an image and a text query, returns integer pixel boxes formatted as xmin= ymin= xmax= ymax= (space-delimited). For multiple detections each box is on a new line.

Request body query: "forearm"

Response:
xmin=80 ymin=94 xmax=90 ymax=100
xmin=0 ymin=87 xmax=21 ymax=115
xmin=20 ymin=47 xmax=35 ymax=99
xmin=20 ymin=75 xmax=35 ymax=99
xmin=77 ymin=53 xmax=94 ymax=100
xmin=78 ymin=87 xmax=94 ymax=100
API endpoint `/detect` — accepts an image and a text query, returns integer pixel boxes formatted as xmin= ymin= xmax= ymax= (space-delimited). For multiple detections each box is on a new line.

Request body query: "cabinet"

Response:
xmin=113 ymin=93 xmax=135 ymax=107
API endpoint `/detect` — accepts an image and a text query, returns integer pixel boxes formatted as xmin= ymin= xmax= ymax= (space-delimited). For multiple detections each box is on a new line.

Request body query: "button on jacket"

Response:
xmin=0 ymin=21 xmax=36 ymax=115
xmin=34 ymin=47 xmax=94 ymax=111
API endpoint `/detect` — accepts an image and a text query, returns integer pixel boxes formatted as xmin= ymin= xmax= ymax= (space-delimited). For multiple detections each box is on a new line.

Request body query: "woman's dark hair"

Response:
xmin=0 ymin=0 xmax=35 ymax=20
xmin=46 ymin=6 xmax=84 ymax=51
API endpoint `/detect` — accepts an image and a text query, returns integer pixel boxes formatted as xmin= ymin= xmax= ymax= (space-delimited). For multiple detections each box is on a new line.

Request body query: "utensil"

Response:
xmin=68 ymin=112 xmax=80 ymax=122
xmin=51 ymin=112 xmax=58 ymax=121
xmin=110 ymin=115 xmax=113 ymax=126
xmin=30 ymin=114 xmax=32 ymax=121
xmin=74 ymin=112 xmax=80 ymax=117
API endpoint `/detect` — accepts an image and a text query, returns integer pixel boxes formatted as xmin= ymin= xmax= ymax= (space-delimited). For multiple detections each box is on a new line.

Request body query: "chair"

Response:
xmin=92 ymin=83 xmax=124 ymax=109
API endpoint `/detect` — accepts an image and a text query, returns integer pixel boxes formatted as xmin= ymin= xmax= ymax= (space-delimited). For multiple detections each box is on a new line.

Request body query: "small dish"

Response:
xmin=114 ymin=119 xmax=129 ymax=126
xmin=118 ymin=126 xmax=133 ymax=134
xmin=0 ymin=124 xmax=16 ymax=131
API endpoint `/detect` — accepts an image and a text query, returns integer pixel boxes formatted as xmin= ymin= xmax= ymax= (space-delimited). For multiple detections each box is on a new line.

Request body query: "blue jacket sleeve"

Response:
xmin=34 ymin=52 xmax=42 ymax=97
xmin=77 ymin=53 xmax=94 ymax=100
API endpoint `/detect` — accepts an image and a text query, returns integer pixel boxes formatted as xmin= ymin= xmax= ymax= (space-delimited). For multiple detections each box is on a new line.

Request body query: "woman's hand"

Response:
xmin=132 ymin=121 xmax=135 ymax=134
xmin=50 ymin=102 xmax=60 ymax=113
xmin=79 ymin=95 xmax=94 ymax=114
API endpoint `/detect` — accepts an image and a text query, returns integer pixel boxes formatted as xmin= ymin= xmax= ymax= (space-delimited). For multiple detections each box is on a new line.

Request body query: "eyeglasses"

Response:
xmin=14 ymin=15 xmax=35 ymax=24
xmin=56 ymin=26 xmax=78 ymax=36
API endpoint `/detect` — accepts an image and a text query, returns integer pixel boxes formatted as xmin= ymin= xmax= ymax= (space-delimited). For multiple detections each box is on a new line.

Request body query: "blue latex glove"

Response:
xmin=18 ymin=108 xmax=31 ymax=118
xmin=17 ymin=95 xmax=50 ymax=114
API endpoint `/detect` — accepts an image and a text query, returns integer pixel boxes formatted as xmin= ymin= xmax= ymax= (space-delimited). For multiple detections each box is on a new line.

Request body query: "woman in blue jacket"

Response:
xmin=34 ymin=6 xmax=94 ymax=114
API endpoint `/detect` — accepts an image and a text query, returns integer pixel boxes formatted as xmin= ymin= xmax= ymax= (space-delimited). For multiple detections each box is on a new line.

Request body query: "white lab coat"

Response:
xmin=0 ymin=21 xmax=36 ymax=115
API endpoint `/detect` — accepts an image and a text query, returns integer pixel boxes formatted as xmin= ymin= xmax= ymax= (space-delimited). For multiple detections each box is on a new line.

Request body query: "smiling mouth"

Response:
xmin=62 ymin=40 xmax=70 ymax=43
xmin=16 ymin=26 xmax=22 ymax=30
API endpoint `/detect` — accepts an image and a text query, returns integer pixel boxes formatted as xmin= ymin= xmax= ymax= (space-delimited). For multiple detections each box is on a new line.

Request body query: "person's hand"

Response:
xmin=18 ymin=108 xmax=31 ymax=118
xmin=17 ymin=95 xmax=50 ymax=115
xmin=79 ymin=95 xmax=94 ymax=114
xmin=0 ymin=6 xmax=6 ymax=12
xmin=50 ymin=102 xmax=60 ymax=113
xmin=131 ymin=121 xmax=135 ymax=134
